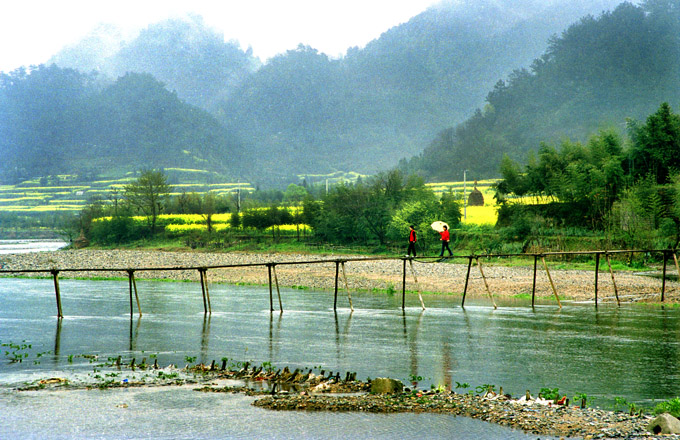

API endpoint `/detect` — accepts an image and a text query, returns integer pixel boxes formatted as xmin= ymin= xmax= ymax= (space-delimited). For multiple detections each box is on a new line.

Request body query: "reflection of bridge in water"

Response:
xmin=2 ymin=249 xmax=679 ymax=318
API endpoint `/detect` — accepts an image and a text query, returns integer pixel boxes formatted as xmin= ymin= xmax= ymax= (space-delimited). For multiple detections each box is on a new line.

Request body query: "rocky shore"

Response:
xmin=24 ymin=358 xmax=667 ymax=439
xmin=0 ymin=249 xmax=676 ymax=302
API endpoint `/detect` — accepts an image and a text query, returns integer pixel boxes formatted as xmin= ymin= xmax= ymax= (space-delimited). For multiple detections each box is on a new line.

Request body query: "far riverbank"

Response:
xmin=1 ymin=249 xmax=677 ymax=303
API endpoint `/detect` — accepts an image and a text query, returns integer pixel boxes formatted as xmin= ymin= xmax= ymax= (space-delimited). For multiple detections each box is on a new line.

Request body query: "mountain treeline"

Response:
xmin=39 ymin=0 xmax=622 ymax=180
xmin=0 ymin=65 xmax=243 ymax=181
xmin=402 ymin=0 xmax=680 ymax=181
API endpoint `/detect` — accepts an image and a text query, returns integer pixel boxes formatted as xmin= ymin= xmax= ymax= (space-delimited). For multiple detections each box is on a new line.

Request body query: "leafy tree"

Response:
xmin=283 ymin=183 xmax=308 ymax=204
xmin=629 ymin=102 xmax=680 ymax=184
xmin=124 ymin=169 xmax=172 ymax=234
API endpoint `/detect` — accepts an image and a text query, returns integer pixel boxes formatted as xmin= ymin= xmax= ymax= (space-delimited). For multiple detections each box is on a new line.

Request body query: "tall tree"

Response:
xmin=124 ymin=169 xmax=172 ymax=234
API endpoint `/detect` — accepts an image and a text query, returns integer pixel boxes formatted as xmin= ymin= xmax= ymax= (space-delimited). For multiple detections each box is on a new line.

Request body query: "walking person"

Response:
xmin=439 ymin=224 xmax=453 ymax=257
xmin=406 ymin=225 xmax=417 ymax=257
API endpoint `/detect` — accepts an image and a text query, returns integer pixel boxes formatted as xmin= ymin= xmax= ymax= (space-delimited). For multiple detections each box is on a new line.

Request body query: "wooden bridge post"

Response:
xmin=340 ymin=261 xmax=354 ymax=312
xmin=267 ymin=264 xmax=274 ymax=312
xmin=202 ymin=268 xmax=211 ymax=313
xmin=673 ymin=252 xmax=680 ymax=281
xmin=662 ymin=250 xmax=668 ymax=302
xmin=334 ymin=261 xmax=340 ymax=311
xmin=199 ymin=269 xmax=208 ymax=314
xmin=51 ymin=269 xmax=63 ymax=319
xmin=531 ymin=255 xmax=538 ymax=308
xmin=461 ymin=256 xmax=473 ymax=307
xmin=605 ymin=253 xmax=620 ymax=306
xmin=541 ymin=256 xmax=562 ymax=308
xmin=476 ymin=257 xmax=497 ymax=309
xmin=402 ymin=258 xmax=407 ymax=310
xmin=408 ymin=259 xmax=425 ymax=310
xmin=594 ymin=253 xmax=600 ymax=308
xmin=127 ymin=270 xmax=142 ymax=317
xmin=272 ymin=264 xmax=283 ymax=312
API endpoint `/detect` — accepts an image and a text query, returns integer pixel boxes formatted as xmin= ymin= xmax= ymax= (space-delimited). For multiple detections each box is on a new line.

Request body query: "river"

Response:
xmin=0 ymin=239 xmax=67 ymax=255
xmin=1 ymin=277 xmax=677 ymax=438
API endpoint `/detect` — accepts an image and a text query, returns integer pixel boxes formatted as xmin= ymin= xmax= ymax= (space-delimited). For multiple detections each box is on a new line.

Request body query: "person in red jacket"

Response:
xmin=439 ymin=224 xmax=453 ymax=257
xmin=407 ymin=225 xmax=417 ymax=257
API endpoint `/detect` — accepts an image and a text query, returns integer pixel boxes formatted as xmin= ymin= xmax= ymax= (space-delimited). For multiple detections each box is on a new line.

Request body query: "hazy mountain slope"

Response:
xmin=220 ymin=0 xmax=624 ymax=177
xmin=401 ymin=1 xmax=680 ymax=181
xmin=50 ymin=15 xmax=260 ymax=113
xmin=0 ymin=66 xmax=243 ymax=182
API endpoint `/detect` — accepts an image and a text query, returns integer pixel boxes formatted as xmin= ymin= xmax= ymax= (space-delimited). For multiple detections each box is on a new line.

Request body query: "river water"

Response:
xmin=1 ymin=276 xmax=678 ymax=439
xmin=0 ymin=239 xmax=67 ymax=255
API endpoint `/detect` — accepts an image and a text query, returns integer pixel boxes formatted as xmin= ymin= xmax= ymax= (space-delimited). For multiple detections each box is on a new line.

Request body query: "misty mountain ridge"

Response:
xmin=5 ymin=0 xmax=659 ymax=185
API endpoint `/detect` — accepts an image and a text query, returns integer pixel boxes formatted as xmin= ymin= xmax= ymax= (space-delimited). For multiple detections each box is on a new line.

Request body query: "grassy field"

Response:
xmin=0 ymin=170 xmax=254 ymax=213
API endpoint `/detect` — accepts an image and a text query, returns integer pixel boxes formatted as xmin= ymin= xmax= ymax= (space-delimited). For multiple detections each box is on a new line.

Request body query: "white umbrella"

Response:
xmin=430 ymin=221 xmax=449 ymax=232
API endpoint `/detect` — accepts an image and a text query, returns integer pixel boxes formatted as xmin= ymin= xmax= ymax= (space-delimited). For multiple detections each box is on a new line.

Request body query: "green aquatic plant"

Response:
xmin=539 ymin=387 xmax=560 ymax=401
xmin=1 ymin=341 xmax=32 ymax=363
xmin=455 ymin=381 xmax=470 ymax=390
xmin=475 ymin=384 xmax=496 ymax=395
xmin=654 ymin=397 xmax=680 ymax=418
xmin=573 ymin=392 xmax=589 ymax=408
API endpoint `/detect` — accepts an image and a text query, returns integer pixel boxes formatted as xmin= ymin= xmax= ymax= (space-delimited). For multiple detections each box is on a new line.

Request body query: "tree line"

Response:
xmin=494 ymin=102 xmax=680 ymax=250
xmin=77 ymin=169 xmax=463 ymax=253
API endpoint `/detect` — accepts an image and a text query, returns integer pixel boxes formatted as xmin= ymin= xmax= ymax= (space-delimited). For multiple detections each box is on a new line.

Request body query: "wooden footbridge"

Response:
xmin=1 ymin=249 xmax=678 ymax=318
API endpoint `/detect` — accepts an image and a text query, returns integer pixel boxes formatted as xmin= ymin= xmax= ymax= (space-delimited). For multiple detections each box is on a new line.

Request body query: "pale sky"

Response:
xmin=0 ymin=0 xmax=443 ymax=73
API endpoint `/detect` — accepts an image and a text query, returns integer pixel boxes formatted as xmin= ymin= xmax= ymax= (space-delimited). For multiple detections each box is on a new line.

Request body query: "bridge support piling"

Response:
xmin=476 ymin=257 xmax=497 ymax=309
xmin=51 ymin=270 xmax=63 ymax=319
xmin=402 ymin=258 xmax=407 ymax=310
xmin=605 ymin=253 xmax=620 ymax=306
xmin=267 ymin=264 xmax=274 ymax=312
xmin=340 ymin=262 xmax=354 ymax=312
xmin=461 ymin=256 xmax=473 ymax=307
xmin=408 ymin=259 xmax=425 ymax=310
xmin=542 ymin=257 xmax=562 ymax=308
xmin=594 ymin=253 xmax=600 ymax=308
xmin=531 ymin=255 xmax=538 ymax=308
xmin=333 ymin=261 xmax=340 ymax=311
xmin=272 ymin=265 xmax=283 ymax=312
xmin=662 ymin=251 xmax=668 ymax=302
xmin=127 ymin=270 xmax=142 ymax=317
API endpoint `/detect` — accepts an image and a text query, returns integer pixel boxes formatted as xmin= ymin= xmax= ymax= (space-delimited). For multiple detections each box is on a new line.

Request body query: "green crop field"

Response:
xmin=0 ymin=169 xmax=254 ymax=213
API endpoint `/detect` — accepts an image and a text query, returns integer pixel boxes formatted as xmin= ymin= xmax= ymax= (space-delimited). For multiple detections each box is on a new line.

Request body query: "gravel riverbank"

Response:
xmin=0 ymin=249 xmax=677 ymax=303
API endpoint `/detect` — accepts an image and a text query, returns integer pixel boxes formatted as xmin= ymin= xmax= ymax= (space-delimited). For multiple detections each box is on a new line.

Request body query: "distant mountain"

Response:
xmin=401 ymin=0 xmax=680 ymax=181
xmin=0 ymin=65 xmax=243 ymax=182
xmin=50 ymin=15 xmax=260 ymax=113
xmin=46 ymin=0 xmax=625 ymax=182
xmin=219 ymin=0 xmax=625 ymax=177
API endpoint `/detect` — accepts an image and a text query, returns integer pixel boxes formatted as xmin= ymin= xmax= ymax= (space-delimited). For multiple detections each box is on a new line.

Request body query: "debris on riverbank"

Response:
xmin=13 ymin=356 xmax=674 ymax=439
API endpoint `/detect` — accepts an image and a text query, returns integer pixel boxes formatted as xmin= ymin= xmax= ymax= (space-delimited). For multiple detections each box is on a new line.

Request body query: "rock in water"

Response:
xmin=370 ymin=378 xmax=404 ymax=394
xmin=647 ymin=413 xmax=680 ymax=434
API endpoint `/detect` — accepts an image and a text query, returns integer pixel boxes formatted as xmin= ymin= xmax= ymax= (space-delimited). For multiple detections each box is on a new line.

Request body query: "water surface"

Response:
xmin=1 ymin=277 xmax=676 ymax=438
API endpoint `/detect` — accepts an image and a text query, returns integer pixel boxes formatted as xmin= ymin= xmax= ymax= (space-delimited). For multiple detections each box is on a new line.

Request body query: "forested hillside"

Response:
xmin=0 ymin=65 xmax=243 ymax=182
xmin=402 ymin=0 xmax=680 ymax=181
xmin=43 ymin=0 xmax=622 ymax=180
xmin=219 ymin=0 xmax=622 ymax=176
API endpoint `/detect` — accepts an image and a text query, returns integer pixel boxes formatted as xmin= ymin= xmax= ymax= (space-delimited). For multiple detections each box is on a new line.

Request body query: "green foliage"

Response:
xmin=539 ymin=387 xmax=560 ymax=400
xmin=402 ymin=1 xmax=680 ymax=181
xmin=654 ymin=397 xmax=680 ymax=418
xmin=124 ymin=169 xmax=172 ymax=234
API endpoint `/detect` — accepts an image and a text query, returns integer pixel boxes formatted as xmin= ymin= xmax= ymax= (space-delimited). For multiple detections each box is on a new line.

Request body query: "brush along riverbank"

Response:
xmin=0 ymin=249 xmax=677 ymax=303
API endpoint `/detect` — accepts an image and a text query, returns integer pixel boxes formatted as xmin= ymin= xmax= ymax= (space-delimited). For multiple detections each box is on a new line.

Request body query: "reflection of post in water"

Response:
xmin=405 ymin=310 xmax=424 ymax=386
xmin=200 ymin=313 xmax=211 ymax=365
xmin=129 ymin=316 xmax=141 ymax=352
xmin=268 ymin=312 xmax=282 ymax=363
xmin=54 ymin=318 xmax=62 ymax=363
xmin=333 ymin=310 xmax=353 ymax=362
xmin=441 ymin=339 xmax=452 ymax=391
